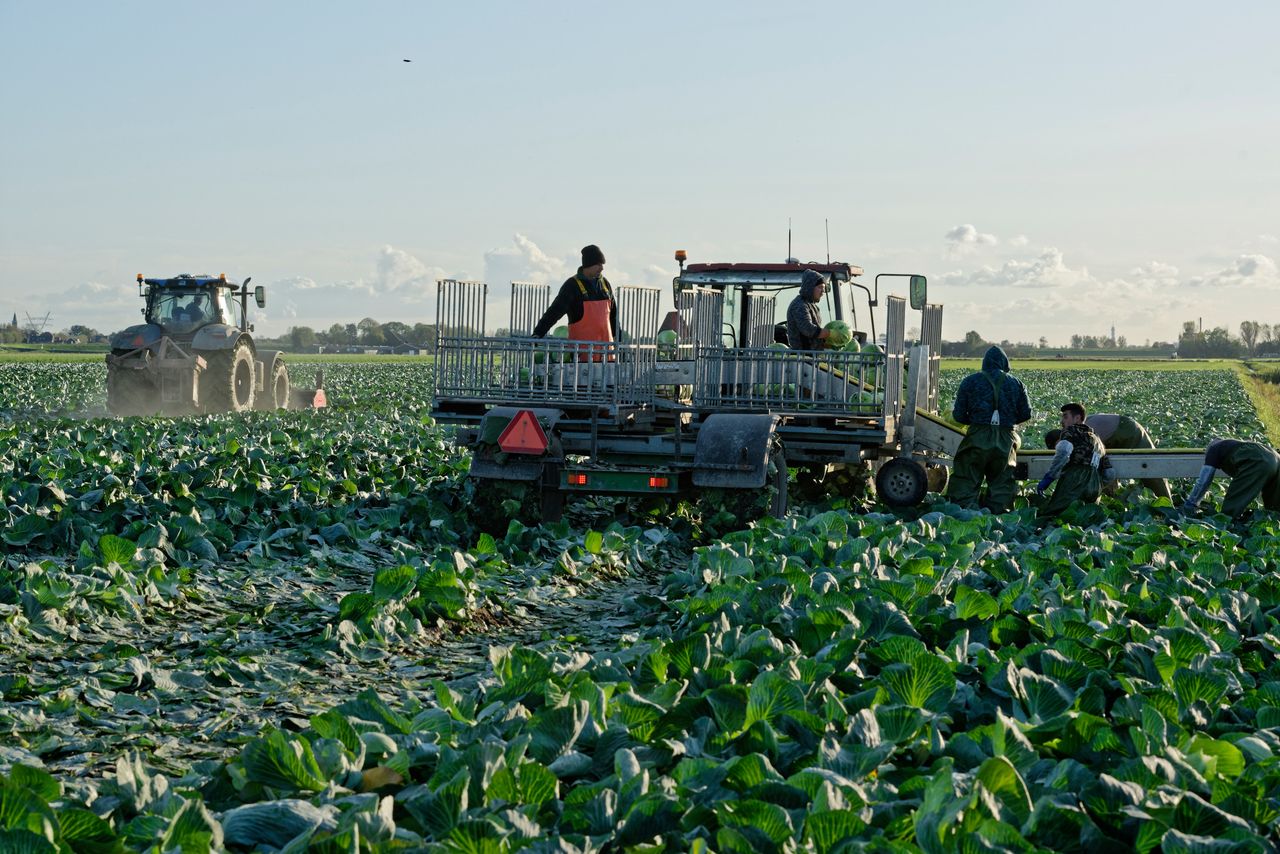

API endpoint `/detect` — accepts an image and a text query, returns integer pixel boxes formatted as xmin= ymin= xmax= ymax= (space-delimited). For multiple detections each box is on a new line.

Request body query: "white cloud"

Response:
xmin=939 ymin=247 xmax=1091 ymax=289
xmin=1259 ymin=234 xmax=1279 ymax=245
xmin=483 ymin=233 xmax=567 ymax=287
xmin=1008 ymin=234 xmax=1029 ymax=247
xmin=944 ymin=224 xmax=997 ymax=246
xmin=1127 ymin=261 xmax=1180 ymax=288
xmin=1186 ymin=254 xmax=1279 ymax=288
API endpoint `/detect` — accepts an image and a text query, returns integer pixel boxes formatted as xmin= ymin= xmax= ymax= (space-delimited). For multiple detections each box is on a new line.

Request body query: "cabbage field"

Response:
xmin=3 ymin=358 xmax=1280 ymax=851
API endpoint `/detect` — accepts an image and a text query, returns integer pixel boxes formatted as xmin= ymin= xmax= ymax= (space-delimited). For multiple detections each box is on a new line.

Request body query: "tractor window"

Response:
xmin=148 ymin=291 xmax=216 ymax=333
xmin=223 ymin=291 xmax=238 ymax=324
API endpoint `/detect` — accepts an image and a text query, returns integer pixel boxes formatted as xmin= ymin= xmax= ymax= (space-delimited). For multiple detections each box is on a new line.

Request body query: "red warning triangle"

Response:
xmin=497 ymin=410 xmax=548 ymax=454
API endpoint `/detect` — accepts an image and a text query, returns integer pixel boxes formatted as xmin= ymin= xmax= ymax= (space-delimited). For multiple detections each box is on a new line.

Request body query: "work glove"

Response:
xmin=1035 ymin=475 xmax=1052 ymax=495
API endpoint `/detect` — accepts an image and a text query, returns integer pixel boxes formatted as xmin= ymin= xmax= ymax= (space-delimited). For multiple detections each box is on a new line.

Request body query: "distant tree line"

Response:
xmin=938 ymin=321 xmax=1280 ymax=359
xmin=1176 ymin=321 xmax=1280 ymax=358
xmin=268 ymin=319 xmax=437 ymax=353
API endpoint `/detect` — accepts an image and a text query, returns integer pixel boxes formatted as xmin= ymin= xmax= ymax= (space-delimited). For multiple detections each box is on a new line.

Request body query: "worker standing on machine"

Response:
xmin=945 ymin=346 xmax=1033 ymax=513
xmin=1045 ymin=412 xmax=1171 ymax=499
xmin=1036 ymin=403 xmax=1117 ymax=518
xmin=1181 ymin=439 xmax=1280 ymax=519
xmin=785 ymin=269 xmax=833 ymax=350
xmin=533 ymin=244 xmax=619 ymax=361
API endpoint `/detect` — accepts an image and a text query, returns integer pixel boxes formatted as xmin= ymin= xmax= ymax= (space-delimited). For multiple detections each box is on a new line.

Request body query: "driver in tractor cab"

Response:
xmin=785 ymin=269 xmax=833 ymax=350
xmin=171 ymin=293 xmax=208 ymax=327
xmin=532 ymin=244 xmax=619 ymax=361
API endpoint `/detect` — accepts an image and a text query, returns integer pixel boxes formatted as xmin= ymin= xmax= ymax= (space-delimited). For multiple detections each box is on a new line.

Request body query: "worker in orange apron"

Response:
xmin=532 ymin=244 xmax=619 ymax=362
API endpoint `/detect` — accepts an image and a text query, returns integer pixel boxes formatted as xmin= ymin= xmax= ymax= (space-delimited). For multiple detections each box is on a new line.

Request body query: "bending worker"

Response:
xmin=786 ymin=269 xmax=832 ymax=350
xmin=1045 ymin=412 xmax=1171 ymax=499
xmin=533 ymin=244 xmax=619 ymax=360
xmin=1037 ymin=403 xmax=1117 ymax=518
xmin=945 ymin=346 xmax=1033 ymax=513
xmin=1182 ymin=439 xmax=1280 ymax=519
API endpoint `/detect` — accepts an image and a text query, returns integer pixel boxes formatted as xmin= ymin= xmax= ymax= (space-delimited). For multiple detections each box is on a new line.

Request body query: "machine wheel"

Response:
xmin=926 ymin=463 xmax=950 ymax=494
xmin=107 ymin=367 xmax=157 ymax=416
xmin=202 ymin=344 xmax=256 ymax=412
xmin=256 ymin=359 xmax=290 ymax=410
xmin=875 ymin=458 xmax=929 ymax=508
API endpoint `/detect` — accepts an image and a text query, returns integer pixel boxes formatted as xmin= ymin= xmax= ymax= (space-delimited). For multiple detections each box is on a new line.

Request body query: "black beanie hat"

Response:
xmin=581 ymin=244 xmax=606 ymax=267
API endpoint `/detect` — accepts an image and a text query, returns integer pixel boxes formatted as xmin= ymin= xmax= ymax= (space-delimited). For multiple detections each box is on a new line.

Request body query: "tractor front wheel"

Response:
xmin=201 ymin=344 xmax=256 ymax=413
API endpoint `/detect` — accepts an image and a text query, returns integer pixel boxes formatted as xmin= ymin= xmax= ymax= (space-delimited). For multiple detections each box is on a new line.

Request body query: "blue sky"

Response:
xmin=1 ymin=2 xmax=1276 ymax=344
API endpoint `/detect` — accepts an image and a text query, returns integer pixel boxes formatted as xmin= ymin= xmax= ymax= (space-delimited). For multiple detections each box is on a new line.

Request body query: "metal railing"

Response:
xmin=509 ymin=282 xmax=550 ymax=336
xmin=884 ymin=296 xmax=906 ymax=420
xmin=619 ymin=285 xmax=661 ymax=345
xmin=677 ymin=287 xmax=723 ymax=360
xmin=435 ymin=336 xmax=658 ymax=407
xmin=692 ymin=345 xmax=888 ymax=417
xmin=435 ymin=279 xmax=487 ymax=341
xmin=747 ymin=292 xmax=777 ymax=347
xmin=920 ymin=302 xmax=944 ymax=414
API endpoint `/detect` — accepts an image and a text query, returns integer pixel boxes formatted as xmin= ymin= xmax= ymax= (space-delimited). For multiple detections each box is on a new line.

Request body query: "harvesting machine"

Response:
xmin=430 ymin=254 xmax=952 ymax=527
xmin=106 ymin=274 xmax=325 ymax=416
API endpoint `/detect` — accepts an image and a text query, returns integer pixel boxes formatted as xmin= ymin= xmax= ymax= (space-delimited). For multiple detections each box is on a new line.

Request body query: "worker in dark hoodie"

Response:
xmin=786 ymin=269 xmax=832 ymax=350
xmin=945 ymin=345 xmax=1033 ymax=513
xmin=533 ymin=244 xmax=619 ymax=360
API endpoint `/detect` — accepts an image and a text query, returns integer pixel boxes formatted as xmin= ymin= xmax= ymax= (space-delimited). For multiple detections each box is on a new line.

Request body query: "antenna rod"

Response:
xmin=787 ymin=218 xmax=792 ymax=263
xmin=825 ymin=218 xmax=830 ymax=264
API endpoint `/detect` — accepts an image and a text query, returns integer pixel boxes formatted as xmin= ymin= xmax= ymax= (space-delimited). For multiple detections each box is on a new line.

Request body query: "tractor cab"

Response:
xmin=137 ymin=274 xmax=266 ymax=337
xmin=672 ymin=261 xmax=870 ymax=349
xmin=671 ymin=259 xmax=929 ymax=351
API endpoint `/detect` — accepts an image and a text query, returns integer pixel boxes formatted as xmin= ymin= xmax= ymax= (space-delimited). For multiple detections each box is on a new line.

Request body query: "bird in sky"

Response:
xmin=403 ymin=59 xmax=411 ymax=63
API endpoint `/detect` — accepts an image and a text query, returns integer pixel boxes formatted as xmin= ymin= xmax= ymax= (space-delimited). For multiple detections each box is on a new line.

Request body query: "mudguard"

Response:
xmin=110 ymin=324 xmax=164 ymax=351
xmin=192 ymin=324 xmax=247 ymax=352
xmin=693 ymin=413 xmax=780 ymax=488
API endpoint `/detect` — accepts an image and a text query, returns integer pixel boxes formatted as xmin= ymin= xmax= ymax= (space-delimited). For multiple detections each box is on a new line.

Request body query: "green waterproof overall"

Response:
xmin=1220 ymin=443 xmax=1280 ymax=518
xmin=1039 ymin=462 xmax=1102 ymax=519
xmin=1106 ymin=416 xmax=1171 ymax=499
xmin=947 ymin=374 xmax=1019 ymax=513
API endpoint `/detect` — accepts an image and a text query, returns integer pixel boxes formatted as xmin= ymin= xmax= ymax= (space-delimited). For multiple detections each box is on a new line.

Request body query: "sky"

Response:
xmin=1 ymin=1 xmax=1277 ymax=346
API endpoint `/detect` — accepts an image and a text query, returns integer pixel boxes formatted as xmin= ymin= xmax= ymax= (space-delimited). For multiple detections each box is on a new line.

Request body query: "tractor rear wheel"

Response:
xmin=201 ymin=344 xmax=256 ymax=413
xmin=256 ymin=359 xmax=290 ymax=410
xmin=107 ymin=366 xmax=157 ymax=416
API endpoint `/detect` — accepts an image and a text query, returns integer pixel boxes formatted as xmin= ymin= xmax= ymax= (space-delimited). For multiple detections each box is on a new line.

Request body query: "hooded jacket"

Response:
xmin=786 ymin=270 xmax=826 ymax=350
xmin=952 ymin=346 xmax=1033 ymax=427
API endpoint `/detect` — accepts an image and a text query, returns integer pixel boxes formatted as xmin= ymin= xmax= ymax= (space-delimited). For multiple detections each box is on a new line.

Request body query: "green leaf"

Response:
xmin=954 ymin=585 xmax=999 ymax=620
xmin=879 ymin=655 xmax=956 ymax=712
xmin=239 ymin=730 xmax=328 ymax=792
xmin=528 ymin=701 xmax=588 ymax=764
xmin=744 ymin=671 xmax=806 ymax=730
xmin=1187 ymin=736 xmax=1246 ymax=780
xmin=974 ymin=756 xmax=1033 ymax=826
xmin=717 ymin=798 xmax=794 ymax=845
xmin=1173 ymin=668 xmax=1229 ymax=710
xmin=804 ymin=810 xmax=869 ymax=853
xmin=584 ymin=530 xmax=604 ymax=554
xmin=5 ymin=766 xmax=59 ymax=802
xmin=97 ymin=534 xmax=137 ymax=567
xmin=0 ymin=829 xmax=57 ymax=854
xmin=372 ymin=565 xmax=416 ymax=601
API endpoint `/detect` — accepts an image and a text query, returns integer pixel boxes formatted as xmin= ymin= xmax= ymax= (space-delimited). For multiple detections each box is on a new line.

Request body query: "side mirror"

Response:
xmin=254 ymin=285 xmax=266 ymax=308
xmin=909 ymin=275 xmax=928 ymax=311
